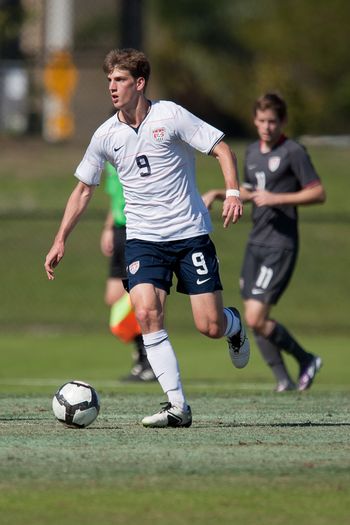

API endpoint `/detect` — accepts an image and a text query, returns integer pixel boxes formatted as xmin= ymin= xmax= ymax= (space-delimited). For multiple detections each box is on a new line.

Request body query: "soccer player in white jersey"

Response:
xmin=44 ymin=48 xmax=250 ymax=428
xmin=203 ymin=93 xmax=326 ymax=393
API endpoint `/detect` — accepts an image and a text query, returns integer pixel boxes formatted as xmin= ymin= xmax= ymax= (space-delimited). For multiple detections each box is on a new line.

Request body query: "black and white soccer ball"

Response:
xmin=52 ymin=380 xmax=100 ymax=428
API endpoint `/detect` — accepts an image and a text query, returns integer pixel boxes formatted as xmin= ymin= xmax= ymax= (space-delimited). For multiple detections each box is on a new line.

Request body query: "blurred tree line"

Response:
xmin=0 ymin=0 xmax=24 ymax=59
xmin=148 ymin=0 xmax=350 ymax=136
xmin=1 ymin=0 xmax=349 ymax=138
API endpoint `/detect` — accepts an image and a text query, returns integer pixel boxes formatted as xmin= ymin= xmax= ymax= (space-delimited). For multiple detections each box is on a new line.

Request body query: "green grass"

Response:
xmin=1 ymin=386 xmax=349 ymax=525
xmin=1 ymin=475 xmax=348 ymax=525
xmin=0 ymin=138 xmax=349 ymax=524
xmin=1 ymin=140 xmax=349 ymax=335
xmin=0 ymin=333 xmax=349 ymax=393
xmin=1 ymin=334 xmax=349 ymax=524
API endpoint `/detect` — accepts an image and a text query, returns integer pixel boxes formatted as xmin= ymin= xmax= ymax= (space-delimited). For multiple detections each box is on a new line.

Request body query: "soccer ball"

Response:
xmin=52 ymin=380 xmax=100 ymax=428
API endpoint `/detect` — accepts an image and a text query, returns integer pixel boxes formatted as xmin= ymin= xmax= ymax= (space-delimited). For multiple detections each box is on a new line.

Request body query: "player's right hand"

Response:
xmin=222 ymin=196 xmax=243 ymax=227
xmin=44 ymin=241 xmax=65 ymax=280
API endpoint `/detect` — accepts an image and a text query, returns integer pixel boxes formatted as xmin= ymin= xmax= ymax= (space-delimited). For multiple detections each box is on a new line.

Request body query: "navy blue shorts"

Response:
xmin=125 ymin=234 xmax=223 ymax=295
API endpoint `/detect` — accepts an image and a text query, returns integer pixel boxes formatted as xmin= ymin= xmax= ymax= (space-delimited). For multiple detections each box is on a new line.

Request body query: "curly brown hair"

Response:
xmin=103 ymin=48 xmax=151 ymax=89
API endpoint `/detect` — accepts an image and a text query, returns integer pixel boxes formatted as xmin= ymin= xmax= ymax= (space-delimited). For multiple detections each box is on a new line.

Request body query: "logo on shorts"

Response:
xmin=152 ymin=127 xmax=167 ymax=142
xmin=196 ymin=277 xmax=211 ymax=285
xmin=129 ymin=261 xmax=140 ymax=275
xmin=268 ymin=156 xmax=281 ymax=172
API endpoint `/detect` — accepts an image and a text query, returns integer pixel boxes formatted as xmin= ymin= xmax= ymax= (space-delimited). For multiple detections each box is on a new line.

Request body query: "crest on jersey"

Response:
xmin=152 ymin=127 xmax=166 ymax=142
xmin=268 ymin=156 xmax=281 ymax=172
xmin=129 ymin=261 xmax=140 ymax=275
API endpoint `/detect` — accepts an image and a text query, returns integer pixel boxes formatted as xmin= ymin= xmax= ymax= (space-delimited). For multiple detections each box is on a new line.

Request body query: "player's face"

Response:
xmin=254 ymin=109 xmax=285 ymax=146
xmin=107 ymin=67 xmax=145 ymax=111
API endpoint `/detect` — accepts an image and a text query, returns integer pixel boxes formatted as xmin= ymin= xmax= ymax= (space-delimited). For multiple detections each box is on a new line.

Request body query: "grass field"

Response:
xmin=0 ymin=137 xmax=349 ymax=524
xmin=1 ymin=333 xmax=349 ymax=525
xmin=1 ymin=334 xmax=349 ymax=525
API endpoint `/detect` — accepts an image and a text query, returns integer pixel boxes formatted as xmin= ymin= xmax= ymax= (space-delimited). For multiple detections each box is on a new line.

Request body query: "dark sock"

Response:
xmin=254 ymin=332 xmax=293 ymax=383
xmin=134 ymin=334 xmax=149 ymax=364
xmin=267 ymin=322 xmax=312 ymax=365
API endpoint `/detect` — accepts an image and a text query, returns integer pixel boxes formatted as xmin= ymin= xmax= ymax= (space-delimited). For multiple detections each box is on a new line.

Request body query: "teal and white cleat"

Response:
xmin=226 ymin=307 xmax=250 ymax=368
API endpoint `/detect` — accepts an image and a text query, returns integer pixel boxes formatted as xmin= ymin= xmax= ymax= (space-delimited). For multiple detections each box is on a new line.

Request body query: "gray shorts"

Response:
xmin=240 ymin=243 xmax=298 ymax=305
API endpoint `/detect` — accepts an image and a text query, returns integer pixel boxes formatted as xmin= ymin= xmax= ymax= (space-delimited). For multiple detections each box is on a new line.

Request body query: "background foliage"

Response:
xmin=148 ymin=0 xmax=350 ymax=135
xmin=1 ymin=0 xmax=350 ymax=138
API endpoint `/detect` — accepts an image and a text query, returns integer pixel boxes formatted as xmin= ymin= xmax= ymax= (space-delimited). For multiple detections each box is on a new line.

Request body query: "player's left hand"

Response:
xmin=251 ymin=190 xmax=277 ymax=207
xmin=202 ymin=190 xmax=220 ymax=209
xmin=222 ymin=196 xmax=243 ymax=227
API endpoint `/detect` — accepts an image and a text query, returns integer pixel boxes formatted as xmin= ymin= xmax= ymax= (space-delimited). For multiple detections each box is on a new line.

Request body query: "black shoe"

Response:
xmin=121 ymin=361 xmax=157 ymax=382
xmin=274 ymin=380 xmax=296 ymax=392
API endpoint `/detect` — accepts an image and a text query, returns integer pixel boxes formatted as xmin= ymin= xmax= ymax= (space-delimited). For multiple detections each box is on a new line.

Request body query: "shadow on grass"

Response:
xmin=0 ymin=416 xmax=121 ymax=429
xmin=1 ymin=416 xmax=349 ymax=428
xmin=214 ymin=422 xmax=350 ymax=427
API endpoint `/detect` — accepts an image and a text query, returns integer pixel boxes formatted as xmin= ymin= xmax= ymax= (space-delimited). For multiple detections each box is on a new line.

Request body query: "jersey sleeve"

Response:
xmin=74 ymin=133 xmax=106 ymax=186
xmin=289 ymin=143 xmax=321 ymax=188
xmin=173 ymin=104 xmax=224 ymax=154
xmin=243 ymin=149 xmax=250 ymax=183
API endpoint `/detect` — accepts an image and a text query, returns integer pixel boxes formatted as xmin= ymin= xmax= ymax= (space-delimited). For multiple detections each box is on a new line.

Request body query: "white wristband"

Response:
xmin=226 ymin=189 xmax=240 ymax=198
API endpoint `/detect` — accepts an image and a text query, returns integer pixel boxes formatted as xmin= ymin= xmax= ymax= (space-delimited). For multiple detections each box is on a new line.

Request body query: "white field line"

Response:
xmin=0 ymin=378 xmax=270 ymax=389
xmin=0 ymin=378 xmax=348 ymax=391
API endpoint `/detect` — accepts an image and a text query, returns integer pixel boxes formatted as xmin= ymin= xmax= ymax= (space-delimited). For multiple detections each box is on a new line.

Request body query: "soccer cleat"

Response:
xmin=142 ymin=402 xmax=192 ymax=428
xmin=274 ymin=380 xmax=296 ymax=393
xmin=121 ymin=359 xmax=157 ymax=382
xmin=226 ymin=307 xmax=250 ymax=368
xmin=137 ymin=366 xmax=157 ymax=382
xmin=298 ymin=355 xmax=323 ymax=391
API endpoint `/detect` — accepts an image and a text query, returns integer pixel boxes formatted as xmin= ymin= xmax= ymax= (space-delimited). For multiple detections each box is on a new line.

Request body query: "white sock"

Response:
xmin=142 ymin=330 xmax=187 ymax=410
xmin=223 ymin=307 xmax=241 ymax=337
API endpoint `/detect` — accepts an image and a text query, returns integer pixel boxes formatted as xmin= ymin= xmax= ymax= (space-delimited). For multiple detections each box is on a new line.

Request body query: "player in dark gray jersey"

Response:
xmin=203 ymin=92 xmax=326 ymax=392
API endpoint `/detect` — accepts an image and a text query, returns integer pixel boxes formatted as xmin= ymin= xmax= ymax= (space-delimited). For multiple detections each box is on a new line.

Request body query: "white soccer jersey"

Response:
xmin=75 ymin=100 xmax=224 ymax=241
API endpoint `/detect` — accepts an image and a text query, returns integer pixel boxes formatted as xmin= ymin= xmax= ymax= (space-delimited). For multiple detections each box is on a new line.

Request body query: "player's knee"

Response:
xmin=244 ymin=311 xmax=264 ymax=332
xmin=134 ymin=306 xmax=163 ymax=331
xmin=134 ymin=307 xmax=149 ymax=325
